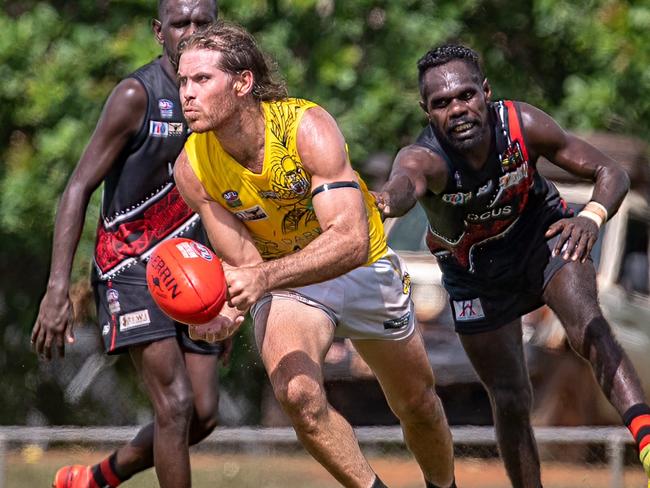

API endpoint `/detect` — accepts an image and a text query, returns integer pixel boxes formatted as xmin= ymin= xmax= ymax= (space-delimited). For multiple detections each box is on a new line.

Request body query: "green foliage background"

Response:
xmin=1 ymin=0 xmax=649 ymax=424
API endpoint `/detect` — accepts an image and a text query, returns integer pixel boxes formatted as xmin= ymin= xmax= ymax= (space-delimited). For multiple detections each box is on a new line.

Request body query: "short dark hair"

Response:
xmin=158 ymin=0 xmax=218 ymax=21
xmin=417 ymin=44 xmax=484 ymax=99
xmin=177 ymin=21 xmax=287 ymax=102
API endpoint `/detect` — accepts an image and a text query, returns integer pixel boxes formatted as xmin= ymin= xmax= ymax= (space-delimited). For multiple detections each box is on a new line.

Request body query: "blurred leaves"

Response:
xmin=2 ymin=0 xmax=650 ymax=424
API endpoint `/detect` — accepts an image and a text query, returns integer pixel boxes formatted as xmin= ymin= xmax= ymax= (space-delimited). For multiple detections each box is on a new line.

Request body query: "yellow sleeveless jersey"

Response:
xmin=184 ymin=97 xmax=386 ymax=265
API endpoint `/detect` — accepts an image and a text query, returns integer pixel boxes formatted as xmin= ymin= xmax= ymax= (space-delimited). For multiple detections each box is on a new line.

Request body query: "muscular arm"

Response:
xmin=259 ymin=106 xmax=368 ymax=288
xmin=377 ymin=144 xmax=448 ymax=218
xmin=521 ymin=102 xmax=630 ymax=216
xmin=218 ymin=107 xmax=372 ymax=310
xmin=521 ymin=102 xmax=630 ymax=261
xmin=32 ymin=78 xmax=147 ymax=359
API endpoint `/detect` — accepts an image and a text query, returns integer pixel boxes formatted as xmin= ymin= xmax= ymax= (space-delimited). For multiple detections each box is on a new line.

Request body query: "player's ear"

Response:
xmin=152 ymin=19 xmax=163 ymax=45
xmin=234 ymin=70 xmax=255 ymax=97
xmin=483 ymin=78 xmax=492 ymax=101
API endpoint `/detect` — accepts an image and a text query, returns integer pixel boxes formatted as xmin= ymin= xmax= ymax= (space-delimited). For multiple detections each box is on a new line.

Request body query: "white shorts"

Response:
xmin=251 ymin=248 xmax=415 ymax=341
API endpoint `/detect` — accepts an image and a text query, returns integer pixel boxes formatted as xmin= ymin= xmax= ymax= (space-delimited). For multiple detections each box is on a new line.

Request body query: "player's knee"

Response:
xmin=193 ymin=399 xmax=219 ymax=437
xmin=154 ymin=386 xmax=195 ymax=430
xmin=392 ymin=386 xmax=444 ymax=425
xmin=275 ymin=376 xmax=327 ymax=431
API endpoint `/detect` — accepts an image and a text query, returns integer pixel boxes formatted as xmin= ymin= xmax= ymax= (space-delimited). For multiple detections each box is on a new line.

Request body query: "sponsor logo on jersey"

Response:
xmin=443 ymin=191 xmax=472 ymax=205
xmin=106 ymin=289 xmax=121 ymax=314
xmin=500 ymin=141 xmax=524 ymax=168
xmin=223 ymin=190 xmax=242 ymax=207
xmin=102 ymin=323 xmax=110 ymax=336
xmin=476 ymin=180 xmax=495 ymax=198
xmin=150 ymin=120 xmax=168 ymax=137
xmin=452 ymin=298 xmax=485 ymax=321
xmin=168 ymin=122 xmax=184 ymax=136
xmin=119 ymin=309 xmax=151 ymax=331
xmin=499 ymin=162 xmax=528 ymax=190
xmin=158 ymin=98 xmax=174 ymax=118
xmin=383 ymin=311 xmax=411 ymax=330
xmin=465 ymin=205 xmax=513 ymax=223
xmin=258 ymin=190 xmax=281 ymax=200
xmin=234 ymin=205 xmax=269 ymax=222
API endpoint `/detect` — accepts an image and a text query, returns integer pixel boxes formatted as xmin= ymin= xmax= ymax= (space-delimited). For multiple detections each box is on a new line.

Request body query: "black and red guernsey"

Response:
xmin=415 ymin=100 xmax=572 ymax=278
xmin=93 ymin=58 xmax=200 ymax=281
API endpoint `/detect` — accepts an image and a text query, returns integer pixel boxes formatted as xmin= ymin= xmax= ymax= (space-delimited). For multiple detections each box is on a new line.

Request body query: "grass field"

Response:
xmin=5 ymin=446 xmax=647 ymax=487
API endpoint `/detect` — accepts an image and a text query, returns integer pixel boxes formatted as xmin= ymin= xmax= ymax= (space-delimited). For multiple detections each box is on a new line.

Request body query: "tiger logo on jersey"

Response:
xmin=267 ymin=102 xmax=317 ymax=234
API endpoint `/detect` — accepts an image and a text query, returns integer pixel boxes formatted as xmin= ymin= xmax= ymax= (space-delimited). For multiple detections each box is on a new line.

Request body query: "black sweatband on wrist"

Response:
xmin=311 ymin=180 xmax=360 ymax=198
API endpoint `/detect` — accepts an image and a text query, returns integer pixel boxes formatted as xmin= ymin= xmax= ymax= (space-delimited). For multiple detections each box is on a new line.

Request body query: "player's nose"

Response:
xmin=448 ymin=98 xmax=467 ymax=117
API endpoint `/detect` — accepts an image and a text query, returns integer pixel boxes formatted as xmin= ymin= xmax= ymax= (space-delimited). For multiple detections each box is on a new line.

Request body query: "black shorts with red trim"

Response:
xmin=93 ymin=270 xmax=222 ymax=356
xmin=440 ymin=213 xmax=574 ymax=335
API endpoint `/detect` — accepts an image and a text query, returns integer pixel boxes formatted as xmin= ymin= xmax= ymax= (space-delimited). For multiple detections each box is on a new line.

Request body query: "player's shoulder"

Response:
xmin=510 ymin=100 xmax=564 ymax=149
xmin=506 ymin=100 xmax=551 ymax=127
xmin=109 ymin=78 xmax=146 ymax=113
xmin=107 ymin=59 xmax=161 ymax=110
xmin=96 ymin=77 xmax=147 ymax=136
xmin=293 ymin=100 xmax=340 ymax=142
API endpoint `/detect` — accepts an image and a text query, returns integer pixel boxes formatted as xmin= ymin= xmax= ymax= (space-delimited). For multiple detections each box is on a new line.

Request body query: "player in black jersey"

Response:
xmin=31 ymin=2 xmax=221 ymax=488
xmin=376 ymin=44 xmax=650 ymax=488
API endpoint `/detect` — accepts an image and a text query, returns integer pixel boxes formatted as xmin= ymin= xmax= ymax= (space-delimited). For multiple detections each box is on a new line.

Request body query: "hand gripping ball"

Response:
xmin=146 ymin=238 xmax=227 ymax=325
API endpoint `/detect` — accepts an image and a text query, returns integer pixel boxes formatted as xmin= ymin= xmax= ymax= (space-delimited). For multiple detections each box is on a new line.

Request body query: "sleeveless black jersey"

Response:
xmin=93 ymin=58 xmax=201 ymax=281
xmin=415 ymin=100 xmax=572 ymax=276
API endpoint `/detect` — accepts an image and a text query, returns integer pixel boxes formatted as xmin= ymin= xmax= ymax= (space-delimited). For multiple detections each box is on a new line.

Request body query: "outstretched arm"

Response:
xmin=521 ymin=102 xmax=630 ymax=261
xmin=31 ymin=79 xmax=146 ymax=360
xmin=376 ymin=144 xmax=448 ymax=218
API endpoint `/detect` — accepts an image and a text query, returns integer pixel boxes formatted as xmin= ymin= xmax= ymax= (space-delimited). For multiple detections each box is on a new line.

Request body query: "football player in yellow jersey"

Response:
xmin=173 ymin=21 xmax=456 ymax=488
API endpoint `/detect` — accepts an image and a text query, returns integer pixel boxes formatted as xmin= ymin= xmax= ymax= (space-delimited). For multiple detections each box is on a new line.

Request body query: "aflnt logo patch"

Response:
xmin=148 ymin=254 xmax=182 ymax=299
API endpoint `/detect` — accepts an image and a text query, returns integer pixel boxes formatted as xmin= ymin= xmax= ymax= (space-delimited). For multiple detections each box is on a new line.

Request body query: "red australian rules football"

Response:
xmin=146 ymin=237 xmax=227 ymax=325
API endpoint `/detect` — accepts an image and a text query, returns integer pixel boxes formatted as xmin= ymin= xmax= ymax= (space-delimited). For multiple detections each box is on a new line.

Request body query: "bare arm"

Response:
xmin=266 ymin=107 xmax=368 ymax=283
xmin=521 ymin=102 xmax=630 ymax=261
xmin=32 ymin=79 xmax=147 ymax=359
xmin=522 ymin=102 xmax=629 ymax=216
xmin=175 ymin=149 xmax=262 ymax=340
xmin=224 ymin=107 xmax=371 ymax=310
xmin=376 ymin=144 xmax=449 ymax=218
xmin=174 ymin=149 xmax=263 ymax=268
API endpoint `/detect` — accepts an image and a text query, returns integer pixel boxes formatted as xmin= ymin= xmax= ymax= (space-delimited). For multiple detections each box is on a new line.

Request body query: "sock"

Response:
xmin=623 ymin=403 xmax=650 ymax=453
xmin=91 ymin=452 xmax=126 ymax=488
xmin=425 ymin=478 xmax=457 ymax=488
